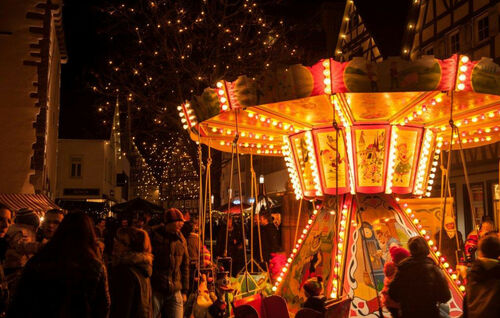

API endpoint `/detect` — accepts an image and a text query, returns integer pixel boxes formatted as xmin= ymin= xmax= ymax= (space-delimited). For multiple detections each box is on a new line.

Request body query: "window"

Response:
xmin=70 ymin=157 xmax=82 ymax=178
xmin=478 ymin=16 xmax=489 ymax=41
xmin=450 ymin=32 xmax=459 ymax=53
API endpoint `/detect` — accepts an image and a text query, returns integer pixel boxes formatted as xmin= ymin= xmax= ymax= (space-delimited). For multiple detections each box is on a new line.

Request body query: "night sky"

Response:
xmin=59 ymin=0 xmax=408 ymax=139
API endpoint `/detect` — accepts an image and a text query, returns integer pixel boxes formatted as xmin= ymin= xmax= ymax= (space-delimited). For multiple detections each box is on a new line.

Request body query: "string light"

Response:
xmin=385 ymin=126 xmax=399 ymax=193
xmin=273 ymin=207 xmax=320 ymax=292
xmin=330 ymin=204 xmax=349 ymax=299
xmin=414 ymin=129 xmax=434 ymax=196
xmin=282 ymin=136 xmax=302 ymax=199
xmin=304 ymin=131 xmax=322 ymax=196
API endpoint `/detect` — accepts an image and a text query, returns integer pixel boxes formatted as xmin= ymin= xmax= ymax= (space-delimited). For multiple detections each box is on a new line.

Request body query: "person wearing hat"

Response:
xmin=150 ymin=208 xmax=189 ymax=318
xmin=381 ymin=246 xmax=410 ymax=318
xmin=388 ymin=236 xmax=451 ymax=318
xmin=4 ymin=208 xmax=41 ymax=295
xmin=302 ymin=276 xmax=326 ymax=314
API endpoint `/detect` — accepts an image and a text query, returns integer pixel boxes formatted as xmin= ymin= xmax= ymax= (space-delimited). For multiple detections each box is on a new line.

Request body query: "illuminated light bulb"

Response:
xmin=287 ymin=258 xmax=292 ymax=263
xmin=331 ymin=292 xmax=337 ymax=298
xmin=461 ymin=56 xmax=469 ymax=63
xmin=282 ymin=267 xmax=288 ymax=273
xmin=323 ymin=78 xmax=331 ymax=85
xmin=272 ymin=286 xmax=277 ymax=292
xmin=460 ymin=65 xmax=467 ymax=72
xmin=451 ymin=274 xmax=457 ymax=280
xmin=218 ymin=89 xmax=224 ymax=95
xmin=220 ymin=97 xmax=227 ymax=103
xmin=177 ymin=106 xmax=182 ymax=111
xmin=216 ymin=82 xmax=223 ymax=88
xmin=428 ymin=240 xmax=434 ymax=246
xmin=436 ymin=96 xmax=442 ymax=103
xmin=221 ymin=104 xmax=229 ymax=111
xmin=277 ymin=277 xmax=282 ymax=282
xmin=443 ymin=262 xmax=450 ymax=268
xmin=458 ymin=74 xmax=466 ymax=81
xmin=182 ymin=124 xmax=188 ymax=130
xmin=322 ymin=60 xmax=330 ymax=67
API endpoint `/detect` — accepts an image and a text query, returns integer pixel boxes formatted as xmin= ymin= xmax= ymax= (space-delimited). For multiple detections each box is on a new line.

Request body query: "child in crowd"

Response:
xmin=381 ymin=245 xmax=410 ymax=318
xmin=302 ymin=276 xmax=326 ymax=314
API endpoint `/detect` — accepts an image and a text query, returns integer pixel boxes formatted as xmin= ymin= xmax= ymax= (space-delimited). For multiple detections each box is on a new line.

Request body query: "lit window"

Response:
xmin=478 ymin=16 xmax=489 ymax=41
xmin=70 ymin=157 xmax=82 ymax=178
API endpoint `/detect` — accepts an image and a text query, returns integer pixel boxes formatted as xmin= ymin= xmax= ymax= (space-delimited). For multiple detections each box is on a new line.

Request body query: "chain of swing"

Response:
xmin=196 ymin=109 xmax=269 ymax=290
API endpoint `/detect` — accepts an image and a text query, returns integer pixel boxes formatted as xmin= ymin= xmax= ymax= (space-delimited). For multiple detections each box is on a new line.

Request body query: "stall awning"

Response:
xmin=0 ymin=194 xmax=60 ymax=214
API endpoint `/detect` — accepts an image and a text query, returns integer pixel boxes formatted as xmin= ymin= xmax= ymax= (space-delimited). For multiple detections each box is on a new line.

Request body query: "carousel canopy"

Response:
xmin=180 ymin=54 xmax=500 ymax=198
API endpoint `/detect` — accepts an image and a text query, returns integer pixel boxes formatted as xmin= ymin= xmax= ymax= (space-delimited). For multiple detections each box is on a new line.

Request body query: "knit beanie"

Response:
xmin=15 ymin=208 xmax=40 ymax=228
xmin=164 ymin=208 xmax=184 ymax=224
xmin=408 ymin=236 xmax=429 ymax=258
xmin=389 ymin=246 xmax=410 ymax=264
xmin=303 ymin=276 xmax=323 ymax=297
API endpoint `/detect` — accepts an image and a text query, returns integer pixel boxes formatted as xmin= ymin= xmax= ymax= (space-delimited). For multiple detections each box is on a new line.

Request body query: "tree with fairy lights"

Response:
xmin=91 ymin=0 xmax=304 ymax=205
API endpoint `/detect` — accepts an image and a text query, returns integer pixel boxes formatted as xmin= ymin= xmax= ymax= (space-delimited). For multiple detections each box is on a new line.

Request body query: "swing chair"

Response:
xmin=179 ymin=54 xmax=500 ymax=317
xmin=192 ymin=112 xmax=273 ymax=303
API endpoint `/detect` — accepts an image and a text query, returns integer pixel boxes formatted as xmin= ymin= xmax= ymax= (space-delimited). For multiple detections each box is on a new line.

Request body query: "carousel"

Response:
xmin=179 ymin=54 xmax=500 ymax=317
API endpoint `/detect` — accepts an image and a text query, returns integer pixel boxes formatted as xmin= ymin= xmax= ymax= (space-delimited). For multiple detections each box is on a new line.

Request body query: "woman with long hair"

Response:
xmin=7 ymin=211 xmax=110 ymax=318
xmin=110 ymin=227 xmax=153 ymax=318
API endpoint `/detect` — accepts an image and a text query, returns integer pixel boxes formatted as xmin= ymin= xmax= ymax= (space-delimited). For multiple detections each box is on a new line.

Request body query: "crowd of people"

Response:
xmin=0 ymin=202 xmax=499 ymax=318
xmin=0 ymin=203 xmax=282 ymax=318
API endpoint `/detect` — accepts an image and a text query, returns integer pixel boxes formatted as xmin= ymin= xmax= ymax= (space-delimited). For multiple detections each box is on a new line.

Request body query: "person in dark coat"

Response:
xmin=215 ymin=216 xmax=245 ymax=276
xmin=434 ymin=225 xmax=464 ymax=269
xmin=253 ymin=212 xmax=280 ymax=264
xmin=110 ymin=227 xmax=153 ymax=318
xmin=7 ymin=211 xmax=110 ymax=318
xmin=301 ymin=276 xmax=326 ymax=314
xmin=150 ymin=208 xmax=189 ymax=318
xmin=0 ymin=204 xmax=13 ymax=316
xmin=388 ymin=236 xmax=451 ymax=318
xmin=463 ymin=235 xmax=500 ymax=318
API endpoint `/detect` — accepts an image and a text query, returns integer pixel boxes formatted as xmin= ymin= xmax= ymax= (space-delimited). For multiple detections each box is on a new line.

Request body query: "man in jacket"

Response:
xmin=151 ymin=208 xmax=189 ymax=318
xmin=388 ymin=236 xmax=451 ymax=318
xmin=463 ymin=235 xmax=500 ymax=318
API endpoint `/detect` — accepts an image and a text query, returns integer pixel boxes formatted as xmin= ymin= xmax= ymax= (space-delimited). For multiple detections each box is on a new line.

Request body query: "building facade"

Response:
xmin=334 ymin=0 xmax=383 ymax=62
xmin=0 ymin=0 xmax=66 ymax=196
xmin=56 ymin=138 xmax=130 ymax=206
xmin=409 ymin=0 xmax=500 ymax=62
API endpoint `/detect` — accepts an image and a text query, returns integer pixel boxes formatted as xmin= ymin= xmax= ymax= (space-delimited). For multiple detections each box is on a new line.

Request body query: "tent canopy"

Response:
xmin=111 ymin=197 xmax=164 ymax=216
xmin=0 ymin=193 xmax=60 ymax=215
